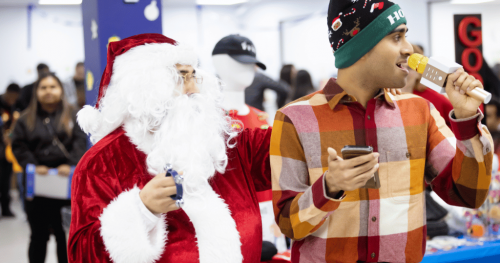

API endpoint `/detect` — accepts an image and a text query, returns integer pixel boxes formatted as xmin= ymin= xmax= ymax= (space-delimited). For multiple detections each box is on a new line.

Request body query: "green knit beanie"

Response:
xmin=327 ymin=0 xmax=407 ymax=69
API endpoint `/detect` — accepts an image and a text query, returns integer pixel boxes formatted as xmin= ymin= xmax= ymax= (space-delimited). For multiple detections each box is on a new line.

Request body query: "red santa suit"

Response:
xmin=228 ymin=107 xmax=270 ymax=203
xmin=226 ymin=91 xmax=289 ymax=258
xmin=68 ymin=34 xmax=272 ymax=263
xmin=228 ymin=107 xmax=269 ymax=132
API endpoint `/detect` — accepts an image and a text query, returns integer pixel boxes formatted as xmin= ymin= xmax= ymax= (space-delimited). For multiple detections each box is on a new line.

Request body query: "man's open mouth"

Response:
xmin=396 ymin=63 xmax=409 ymax=74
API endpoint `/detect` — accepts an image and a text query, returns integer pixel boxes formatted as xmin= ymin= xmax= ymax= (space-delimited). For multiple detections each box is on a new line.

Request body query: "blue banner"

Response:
xmin=81 ymin=0 xmax=163 ymax=107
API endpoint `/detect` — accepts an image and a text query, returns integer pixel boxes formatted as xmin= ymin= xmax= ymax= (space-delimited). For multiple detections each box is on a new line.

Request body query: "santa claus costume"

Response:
xmin=68 ymin=34 xmax=272 ymax=263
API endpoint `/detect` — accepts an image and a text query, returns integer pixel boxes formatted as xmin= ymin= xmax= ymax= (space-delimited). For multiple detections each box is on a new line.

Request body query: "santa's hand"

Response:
xmin=140 ymin=172 xmax=180 ymax=214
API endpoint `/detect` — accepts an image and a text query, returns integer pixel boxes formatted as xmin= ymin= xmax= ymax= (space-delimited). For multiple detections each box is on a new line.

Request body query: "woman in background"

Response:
xmin=279 ymin=64 xmax=295 ymax=88
xmin=290 ymin=70 xmax=315 ymax=102
xmin=12 ymin=72 xmax=87 ymax=263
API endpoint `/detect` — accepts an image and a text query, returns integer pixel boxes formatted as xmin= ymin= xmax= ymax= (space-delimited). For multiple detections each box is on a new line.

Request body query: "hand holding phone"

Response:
xmin=325 ymin=146 xmax=380 ymax=195
xmin=341 ymin=146 xmax=380 ymax=189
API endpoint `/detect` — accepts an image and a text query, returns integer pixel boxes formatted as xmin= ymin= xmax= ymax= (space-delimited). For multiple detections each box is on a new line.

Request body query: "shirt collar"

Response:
xmin=323 ymin=78 xmax=395 ymax=110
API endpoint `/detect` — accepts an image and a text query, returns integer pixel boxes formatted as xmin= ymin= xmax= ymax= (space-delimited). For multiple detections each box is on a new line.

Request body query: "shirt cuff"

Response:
xmin=311 ymin=172 xmax=345 ymax=210
xmin=137 ymin=192 xmax=161 ymax=232
xmin=449 ymin=109 xmax=482 ymax=141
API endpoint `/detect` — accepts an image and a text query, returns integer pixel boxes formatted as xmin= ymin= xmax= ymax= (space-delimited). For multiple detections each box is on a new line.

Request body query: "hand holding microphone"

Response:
xmin=408 ymin=54 xmax=490 ymax=119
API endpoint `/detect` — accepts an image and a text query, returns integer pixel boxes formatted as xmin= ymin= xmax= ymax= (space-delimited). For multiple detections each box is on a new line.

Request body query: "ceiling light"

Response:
xmin=39 ymin=0 xmax=82 ymax=5
xmin=451 ymin=0 xmax=494 ymax=4
xmin=196 ymin=0 xmax=248 ymax=5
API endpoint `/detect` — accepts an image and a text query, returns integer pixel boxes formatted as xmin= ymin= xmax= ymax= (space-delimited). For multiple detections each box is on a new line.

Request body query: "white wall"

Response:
xmin=0 ymin=5 xmax=84 ymax=93
xmin=397 ymin=0 xmax=430 ymax=54
xmin=430 ymin=1 xmax=500 ymax=66
xmin=162 ymin=5 xmax=240 ymax=74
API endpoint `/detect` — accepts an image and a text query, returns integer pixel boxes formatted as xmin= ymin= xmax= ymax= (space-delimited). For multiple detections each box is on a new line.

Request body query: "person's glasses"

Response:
xmin=180 ymin=74 xmax=203 ymax=84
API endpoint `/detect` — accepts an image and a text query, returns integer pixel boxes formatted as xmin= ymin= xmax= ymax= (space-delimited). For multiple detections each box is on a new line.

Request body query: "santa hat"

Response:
xmin=327 ymin=0 xmax=407 ymax=69
xmin=93 ymin=33 xmax=197 ymax=108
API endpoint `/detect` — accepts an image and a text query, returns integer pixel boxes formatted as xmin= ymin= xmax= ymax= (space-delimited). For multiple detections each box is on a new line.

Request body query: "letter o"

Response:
xmin=462 ymin=48 xmax=483 ymax=73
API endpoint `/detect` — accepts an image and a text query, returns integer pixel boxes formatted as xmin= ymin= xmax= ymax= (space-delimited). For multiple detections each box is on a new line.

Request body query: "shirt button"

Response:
xmin=372 ymin=216 xmax=377 ymax=222
xmin=44 ymin=118 xmax=50 ymax=124
xmin=367 ymin=115 xmax=371 ymax=120
xmin=371 ymin=252 xmax=376 ymax=259
xmin=406 ymin=152 xmax=411 ymax=158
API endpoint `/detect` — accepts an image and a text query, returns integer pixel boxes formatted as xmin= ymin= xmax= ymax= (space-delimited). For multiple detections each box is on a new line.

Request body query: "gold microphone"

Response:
xmin=408 ymin=54 xmax=491 ymax=103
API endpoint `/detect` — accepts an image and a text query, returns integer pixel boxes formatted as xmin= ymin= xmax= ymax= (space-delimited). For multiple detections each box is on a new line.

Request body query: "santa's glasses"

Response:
xmin=179 ymin=73 xmax=203 ymax=84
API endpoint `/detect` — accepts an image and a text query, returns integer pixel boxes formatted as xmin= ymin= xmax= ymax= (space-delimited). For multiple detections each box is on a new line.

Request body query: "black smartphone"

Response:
xmin=341 ymin=145 xmax=380 ymax=189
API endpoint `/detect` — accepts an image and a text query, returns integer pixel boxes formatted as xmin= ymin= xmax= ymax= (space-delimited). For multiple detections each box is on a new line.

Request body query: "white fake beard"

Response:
xmin=142 ymin=94 xmax=243 ymax=262
xmin=145 ymin=93 xmax=234 ymax=192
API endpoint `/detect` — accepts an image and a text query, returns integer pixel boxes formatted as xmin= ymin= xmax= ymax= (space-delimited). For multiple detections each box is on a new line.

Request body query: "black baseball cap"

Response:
xmin=212 ymin=34 xmax=266 ymax=70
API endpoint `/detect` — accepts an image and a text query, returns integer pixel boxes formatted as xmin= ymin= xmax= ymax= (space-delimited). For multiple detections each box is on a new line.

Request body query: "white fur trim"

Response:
xmin=99 ymin=186 xmax=167 ymax=263
xmin=182 ymin=185 xmax=243 ymax=263
xmin=77 ymin=105 xmax=102 ymax=143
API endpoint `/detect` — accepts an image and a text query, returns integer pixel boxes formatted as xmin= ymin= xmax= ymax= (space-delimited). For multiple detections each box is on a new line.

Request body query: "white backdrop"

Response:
xmin=0 ymin=5 xmax=84 ymax=92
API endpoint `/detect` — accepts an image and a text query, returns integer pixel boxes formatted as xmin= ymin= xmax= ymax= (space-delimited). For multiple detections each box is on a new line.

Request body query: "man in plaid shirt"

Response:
xmin=271 ymin=1 xmax=493 ymax=262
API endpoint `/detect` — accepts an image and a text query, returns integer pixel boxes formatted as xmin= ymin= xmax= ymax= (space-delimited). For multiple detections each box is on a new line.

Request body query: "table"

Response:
xmin=422 ymin=238 xmax=500 ymax=263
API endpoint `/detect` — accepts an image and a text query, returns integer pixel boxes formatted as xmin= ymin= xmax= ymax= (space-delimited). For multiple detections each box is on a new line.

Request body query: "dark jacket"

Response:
xmin=245 ymin=72 xmax=289 ymax=111
xmin=16 ymin=83 xmax=35 ymax=112
xmin=12 ymin=106 xmax=87 ymax=169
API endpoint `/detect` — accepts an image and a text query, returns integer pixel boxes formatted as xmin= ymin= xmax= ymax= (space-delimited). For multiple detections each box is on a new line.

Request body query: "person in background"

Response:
xmin=486 ymin=97 xmax=500 ymax=133
xmin=402 ymin=44 xmax=454 ymax=128
xmin=0 ymin=83 xmax=21 ymax=217
xmin=17 ymin=63 xmax=51 ymax=112
xmin=486 ymin=97 xmax=500 ymax=153
xmin=12 ymin=72 xmax=87 ymax=263
xmin=64 ymin=62 xmax=86 ymax=109
xmin=280 ymin=64 xmax=296 ymax=88
xmin=493 ymin=63 xmax=500 ymax=80
xmin=1 ymin=83 xmax=21 ymax=113
xmin=280 ymin=65 xmax=296 ymax=104
xmin=245 ymin=67 xmax=289 ymax=111
xmin=289 ymin=70 xmax=315 ymax=102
